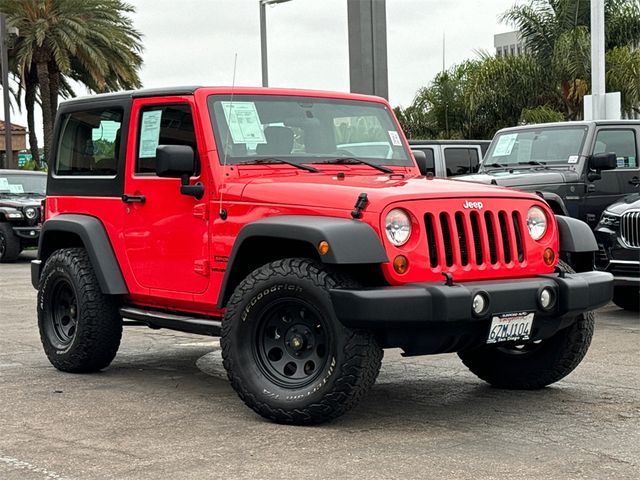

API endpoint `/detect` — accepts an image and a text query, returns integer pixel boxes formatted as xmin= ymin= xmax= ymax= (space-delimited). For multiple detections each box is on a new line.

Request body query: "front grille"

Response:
xmin=621 ymin=211 xmax=640 ymax=248
xmin=424 ymin=209 xmax=526 ymax=269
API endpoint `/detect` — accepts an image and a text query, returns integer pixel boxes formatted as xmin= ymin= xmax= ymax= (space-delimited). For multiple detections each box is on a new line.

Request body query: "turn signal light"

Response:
xmin=393 ymin=255 xmax=409 ymax=274
xmin=318 ymin=241 xmax=330 ymax=256
xmin=543 ymin=248 xmax=555 ymax=265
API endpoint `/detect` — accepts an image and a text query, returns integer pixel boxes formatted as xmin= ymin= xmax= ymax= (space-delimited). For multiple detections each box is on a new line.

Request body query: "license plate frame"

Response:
xmin=486 ymin=312 xmax=534 ymax=345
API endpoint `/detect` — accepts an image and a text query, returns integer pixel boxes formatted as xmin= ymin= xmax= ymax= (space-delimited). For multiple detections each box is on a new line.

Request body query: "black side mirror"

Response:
xmin=412 ymin=149 xmax=435 ymax=176
xmin=155 ymin=145 xmax=203 ymax=199
xmin=587 ymin=152 xmax=617 ymax=181
xmin=589 ymin=152 xmax=618 ymax=171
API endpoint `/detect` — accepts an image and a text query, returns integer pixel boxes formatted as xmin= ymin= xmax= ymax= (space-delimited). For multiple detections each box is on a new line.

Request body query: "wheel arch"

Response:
xmin=216 ymin=216 xmax=388 ymax=308
xmin=35 ymin=214 xmax=128 ymax=294
xmin=537 ymin=191 xmax=569 ymax=215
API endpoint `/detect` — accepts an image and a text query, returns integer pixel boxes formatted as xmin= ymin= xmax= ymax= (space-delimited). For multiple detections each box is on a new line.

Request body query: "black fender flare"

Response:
xmin=537 ymin=191 xmax=569 ymax=215
xmin=555 ymin=215 xmax=598 ymax=253
xmin=217 ymin=215 xmax=388 ymax=307
xmin=35 ymin=214 xmax=128 ymax=294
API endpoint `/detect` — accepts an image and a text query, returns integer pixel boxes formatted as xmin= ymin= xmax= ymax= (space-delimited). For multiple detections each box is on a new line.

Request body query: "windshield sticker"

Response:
xmin=0 ymin=178 xmax=9 ymax=190
xmin=493 ymin=133 xmax=517 ymax=156
xmin=568 ymin=155 xmax=579 ymax=164
xmin=221 ymin=102 xmax=267 ymax=144
xmin=139 ymin=110 xmax=163 ymax=158
xmin=8 ymin=184 xmax=24 ymax=194
xmin=388 ymin=130 xmax=402 ymax=146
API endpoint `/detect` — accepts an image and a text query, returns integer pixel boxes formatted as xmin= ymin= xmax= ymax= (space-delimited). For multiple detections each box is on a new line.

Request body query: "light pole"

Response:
xmin=0 ymin=14 xmax=12 ymax=168
xmin=259 ymin=0 xmax=292 ymax=87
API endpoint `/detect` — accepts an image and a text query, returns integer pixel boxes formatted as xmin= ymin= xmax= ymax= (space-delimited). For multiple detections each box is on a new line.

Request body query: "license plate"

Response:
xmin=487 ymin=312 xmax=534 ymax=344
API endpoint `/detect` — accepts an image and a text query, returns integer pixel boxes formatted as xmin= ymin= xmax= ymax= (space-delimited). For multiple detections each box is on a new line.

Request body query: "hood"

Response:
xmin=458 ymin=168 xmax=580 ymax=188
xmin=605 ymin=193 xmax=640 ymax=215
xmin=0 ymin=195 xmax=44 ymax=208
xmin=227 ymin=171 xmax=542 ymax=212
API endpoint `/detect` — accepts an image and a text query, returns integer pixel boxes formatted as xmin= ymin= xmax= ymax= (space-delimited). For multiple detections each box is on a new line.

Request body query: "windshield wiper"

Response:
xmin=518 ymin=160 xmax=548 ymax=168
xmin=238 ymin=158 xmax=319 ymax=173
xmin=481 ymin=162 xmax=507 ymax=170
xmin=318 ymin=157 xmax=394 ymax=174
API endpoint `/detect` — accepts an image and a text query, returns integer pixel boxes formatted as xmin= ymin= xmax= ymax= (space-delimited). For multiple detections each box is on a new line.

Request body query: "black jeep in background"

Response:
xmin=458 ymin=121 xmax=640 ymax=229
xmin=0 ymin=169 xmax=46 ymax=262
xmin=595 ymin=193 xmax=640 ymax=311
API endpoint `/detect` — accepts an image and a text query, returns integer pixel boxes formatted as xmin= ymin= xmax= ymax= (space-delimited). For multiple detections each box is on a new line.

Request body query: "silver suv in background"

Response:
xmin=409 ymin=140 xmax=490 ymax=177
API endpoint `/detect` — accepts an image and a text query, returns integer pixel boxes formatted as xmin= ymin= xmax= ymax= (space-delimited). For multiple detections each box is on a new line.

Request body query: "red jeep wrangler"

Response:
xmin=32 ymin=87 xmax=612 ymax=424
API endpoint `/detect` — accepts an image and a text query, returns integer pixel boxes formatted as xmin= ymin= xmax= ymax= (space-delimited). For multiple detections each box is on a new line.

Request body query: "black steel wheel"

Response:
xmin=38 ymin=248 xmax=122 ymax=373
xmin=222 ymin=258 xmax=383 ymax=425
xmin=0 ymin=223 xmax=20 ymax=263
xmin=46 ymin=278 xmax=79 ymax=348
xmin=254 ymin=298 xmax=331 ymax=389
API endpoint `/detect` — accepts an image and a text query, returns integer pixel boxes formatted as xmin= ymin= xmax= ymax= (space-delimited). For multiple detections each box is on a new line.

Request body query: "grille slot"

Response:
xmin=425 ymin=214 xmax=438 ymax=268
xmin=455 ymin=212 xmax=469 ymax=266
xmin=470 ymin=212 xmax=483 ymax=265
xmin=425 ymin=208 xmax=526 ymax=269
xmin=621 ymin=211 xmax=640 ymax=248
xmin=440 ymin=213 xmax=454 ymax=267
xmin=512 ymin=212 xmax=525 ymax=263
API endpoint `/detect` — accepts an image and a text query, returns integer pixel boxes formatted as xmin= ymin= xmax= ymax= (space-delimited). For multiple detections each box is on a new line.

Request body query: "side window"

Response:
xmin=444 ymin=148 xmax=479 ymax=176
xmin=136 ymin=104 xmax=198 ymax=174
xmin=593 ymin=130 xmax=637 ymax=169
xmin=55 ymin=108 xmax=123 ymax=176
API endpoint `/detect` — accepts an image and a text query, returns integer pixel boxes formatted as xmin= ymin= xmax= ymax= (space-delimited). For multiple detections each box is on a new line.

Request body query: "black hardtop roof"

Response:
xmin=60 ymin=86 xmax=202 ymax=106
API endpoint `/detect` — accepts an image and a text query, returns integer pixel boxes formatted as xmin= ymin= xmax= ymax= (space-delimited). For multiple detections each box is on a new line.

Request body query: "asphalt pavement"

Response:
xmin=1 ymin=251 xmax=639 ymax=480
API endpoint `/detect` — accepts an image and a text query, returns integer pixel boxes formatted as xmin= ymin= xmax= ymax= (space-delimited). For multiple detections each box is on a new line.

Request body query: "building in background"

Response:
xmin=0 ymin=120 xmax=26 ymax=169
xmin=494 ymin=30 xmax=526 ymax=57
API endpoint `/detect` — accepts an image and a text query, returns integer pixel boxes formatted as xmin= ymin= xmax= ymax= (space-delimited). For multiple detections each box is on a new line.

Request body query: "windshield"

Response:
xmin=483 ymin=126 xmax=588 ymax=168
xmin=208 ymin=95 xmax=412 ymax=167
xmin=0 ymin=173 xmax=46 ymax=195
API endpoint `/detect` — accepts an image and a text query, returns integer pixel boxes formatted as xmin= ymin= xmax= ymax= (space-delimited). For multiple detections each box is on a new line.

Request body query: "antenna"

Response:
xmin=442 ymin=31 xmax=445 ymax=72
xmin=218 ymin=53 xmax=238 ymax=220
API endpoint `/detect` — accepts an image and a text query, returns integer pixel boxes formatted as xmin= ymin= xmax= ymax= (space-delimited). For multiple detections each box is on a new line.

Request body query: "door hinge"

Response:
xmin=194 ymin=259 xmax=210 ymax=276
xmin=193 ymin=204 xmax=208 ymax=221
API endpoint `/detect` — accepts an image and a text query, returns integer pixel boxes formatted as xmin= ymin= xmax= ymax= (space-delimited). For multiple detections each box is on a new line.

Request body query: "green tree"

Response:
xmin=1 ymin=0 xmax=143 ymax=165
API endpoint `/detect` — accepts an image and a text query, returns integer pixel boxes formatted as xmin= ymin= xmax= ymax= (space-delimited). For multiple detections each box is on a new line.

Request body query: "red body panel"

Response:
xmin=46 ymin=87 xmax=560 ymax=317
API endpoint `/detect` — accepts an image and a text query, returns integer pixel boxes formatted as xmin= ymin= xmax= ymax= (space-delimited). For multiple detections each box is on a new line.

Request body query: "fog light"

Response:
xmin=543 ymin=248 xmax=555 ymax=265
xmin=318 ymin=241 xmax=330 ymax=256
xmin=393 ymin=255 xmax=409 ymax=274
xmin=472 ymin=293 xmax=488 ymax=316
xmin=539 ymin=287 xmax=555 ymax=310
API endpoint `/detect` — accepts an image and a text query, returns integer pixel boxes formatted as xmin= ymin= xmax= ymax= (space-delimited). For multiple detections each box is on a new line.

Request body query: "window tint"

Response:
xmin=594 ymin=129 xmax=637 ymax=169
xmin=55 ymin=108 xmax=123 ymax=176
xmin=136 ymin=104 xmax=198 ymax=174
xmin=444 ymin=148 xmax=479 ymax=176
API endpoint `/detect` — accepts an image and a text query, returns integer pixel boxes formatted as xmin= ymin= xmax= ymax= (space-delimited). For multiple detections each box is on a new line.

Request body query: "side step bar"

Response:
xmin=119 ymin=306 xmax=222 ymax=336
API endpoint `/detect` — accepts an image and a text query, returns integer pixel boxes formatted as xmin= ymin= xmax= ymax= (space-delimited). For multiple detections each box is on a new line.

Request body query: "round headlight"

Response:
xmin=385 ymin=209 xmax=412 ymax=246
xmin=526 ymin=206 xmax=547 ymax=240
xmin=24 ymin=207 xmax=37 ymax=220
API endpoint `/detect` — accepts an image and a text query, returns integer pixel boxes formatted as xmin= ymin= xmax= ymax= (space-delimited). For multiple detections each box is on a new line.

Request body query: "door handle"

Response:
xmin=629 ymin=176 xmax=640 ymax=186
xmin=121 ymin=194 xmax=146 ymax=203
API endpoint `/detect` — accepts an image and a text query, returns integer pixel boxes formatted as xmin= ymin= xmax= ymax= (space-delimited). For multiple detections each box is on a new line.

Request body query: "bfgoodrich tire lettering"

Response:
xmin=38 ymin=248 xmax=122 ymax=373
xmin=458 ymin=261 xmax=595 ymax=389
xmin=221 ymin=258 xmax=383 ymax=425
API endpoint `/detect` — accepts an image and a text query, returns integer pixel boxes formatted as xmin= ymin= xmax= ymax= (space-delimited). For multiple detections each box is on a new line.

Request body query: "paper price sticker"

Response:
xmin=388 ymin=131 xmax=402 ymax=146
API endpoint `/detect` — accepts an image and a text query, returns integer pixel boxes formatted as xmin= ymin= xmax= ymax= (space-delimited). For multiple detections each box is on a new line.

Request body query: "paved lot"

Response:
xmin=1 ymin=251 xmax=639 ymax=480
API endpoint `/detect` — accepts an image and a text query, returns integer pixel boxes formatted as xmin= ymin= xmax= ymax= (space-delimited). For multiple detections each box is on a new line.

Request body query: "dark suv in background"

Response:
xmin=595 ymin=193 xmax=640 ymax=311
xmin=0 ymin=169 xmax=46 ymax=262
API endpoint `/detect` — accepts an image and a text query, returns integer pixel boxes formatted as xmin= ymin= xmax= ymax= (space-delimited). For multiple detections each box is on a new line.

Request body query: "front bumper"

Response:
xmin=330 ymin=271 xmax=613 ymax=354
xmin=13 ymin=225 xmax=41 ymax=241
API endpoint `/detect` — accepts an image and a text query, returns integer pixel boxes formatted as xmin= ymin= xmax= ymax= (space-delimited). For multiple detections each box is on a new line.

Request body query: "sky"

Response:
xmin=4 ymin=0 xmax=519 ymax=146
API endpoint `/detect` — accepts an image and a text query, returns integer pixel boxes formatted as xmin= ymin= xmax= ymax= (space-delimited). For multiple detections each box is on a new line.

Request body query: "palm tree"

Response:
xmin=1 ymin=0 xmax=143 ymax=164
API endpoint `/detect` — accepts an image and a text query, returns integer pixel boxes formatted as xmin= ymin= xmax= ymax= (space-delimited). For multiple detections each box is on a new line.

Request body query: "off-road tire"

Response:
xmin=0 ymin=222 xmax=20 ymax=263
xmin=38 ymin=248 xmax=122 ymax=373
xmin=458 ymin=260 xmax=594 ymax=389
xmin=612 ymin=286 xmax=640 ymax=312
xmin=221 ymin=258 xmax=383 ymax=425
